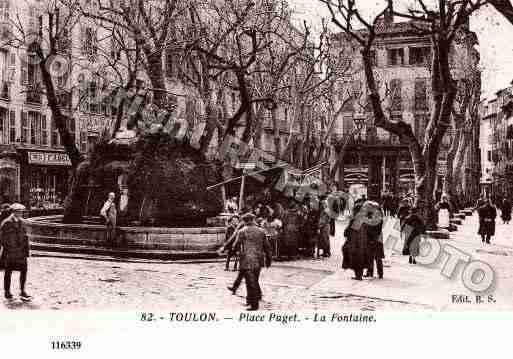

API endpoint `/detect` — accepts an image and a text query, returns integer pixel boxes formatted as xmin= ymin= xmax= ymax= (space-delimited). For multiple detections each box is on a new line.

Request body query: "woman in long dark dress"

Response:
xmin=280 ymin=203 xmax=301 ymax=259
xmin=401 ymin=207 xmax=426 ymax=264
xmin=342 ymin=203 xmax=371 ymax=280
xmin=501 ymin=198 xmax=512 ymax=224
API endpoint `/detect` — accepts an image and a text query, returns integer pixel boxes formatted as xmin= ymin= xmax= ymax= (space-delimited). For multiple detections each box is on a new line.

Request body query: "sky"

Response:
xmin=289 ymin=0 xmax=513 ymax=99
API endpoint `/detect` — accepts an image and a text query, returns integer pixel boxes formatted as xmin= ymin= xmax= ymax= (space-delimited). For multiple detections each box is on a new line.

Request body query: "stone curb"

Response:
xmin=30 ymin=242 xmax=222 ymax=260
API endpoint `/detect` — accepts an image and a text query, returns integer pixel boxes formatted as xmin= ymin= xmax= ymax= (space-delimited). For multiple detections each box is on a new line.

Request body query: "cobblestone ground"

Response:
xmin=1 ymin=213 xmax=512 ymax=312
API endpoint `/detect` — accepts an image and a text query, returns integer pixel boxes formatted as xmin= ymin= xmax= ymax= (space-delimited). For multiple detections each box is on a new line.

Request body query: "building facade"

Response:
xmin=331 ymin=12 xmax=480 ymax=201
xmin=480 ymin=85 xmax=513 ymax=199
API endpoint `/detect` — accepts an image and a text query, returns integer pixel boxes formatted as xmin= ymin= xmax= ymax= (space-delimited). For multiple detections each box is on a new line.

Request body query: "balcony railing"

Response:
xmin=25 ymin=84 xmax=42 ymax=105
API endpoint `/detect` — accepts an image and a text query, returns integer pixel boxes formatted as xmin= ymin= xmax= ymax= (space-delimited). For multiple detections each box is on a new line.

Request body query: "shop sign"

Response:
xmin=28 ymin=151 xmax=71 ymax=166
xmin=81 ymin=116 xmax=112 ymax=133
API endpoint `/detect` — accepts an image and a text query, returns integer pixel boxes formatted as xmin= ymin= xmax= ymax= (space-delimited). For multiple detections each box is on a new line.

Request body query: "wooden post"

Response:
xmin=221 ymin=185 xmax=226 ymax=210
xmin=239 ymin=175 xmax=245 ymax=211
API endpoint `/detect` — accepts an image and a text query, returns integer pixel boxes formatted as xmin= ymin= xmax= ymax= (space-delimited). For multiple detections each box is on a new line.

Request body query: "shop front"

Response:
xmin=18 ymin=149 xmax=71 ymax=211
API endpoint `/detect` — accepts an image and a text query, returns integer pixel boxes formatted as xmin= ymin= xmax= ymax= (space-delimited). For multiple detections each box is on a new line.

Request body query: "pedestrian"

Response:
xmin=396 ymin=199 xmax=411 ymax=225
xmin=318 ymin=200 xmax=331 ymax=258
xmin=328 ymin=194 xmax=340 ymax=236
xmin=224 ymin=215 xmax=241 ymax=271
xmin=303 ymin=203 xmax=319 ymax=258
xmin=0 ymin=203 xmax=31 ymax=301
xmin=478 ymin=198 xmax=497 ymax=244
xmin=342 ymin=203 xmax=371 ymax=280
xmin=228 ymin=213 xmax=272 ymax=311
xmin=435 ymin=194 xmax=452 ymax=229
xmin=500 ymin=198 xmax=511 ymax=224
xmin=401 ymin=207 xmax=425 ymax=264
xmin=100 ymin=192 xmax=117 ymax=245
xmin=0 ymin=203 xmax=12 ymax=223
xmin=280 ymin=202 xmax=301 ymax=260
xmin=363 ymin=201 xmax=384 ymax=279
xmin=262 ymin=208 xmax=282 ymax=259
xmin=225 ymin=197 xmax=238 ymax=214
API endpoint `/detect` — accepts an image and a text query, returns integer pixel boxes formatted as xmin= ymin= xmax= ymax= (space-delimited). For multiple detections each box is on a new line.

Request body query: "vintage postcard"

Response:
xmin=0 ymin=0 xmax=512 ymax=355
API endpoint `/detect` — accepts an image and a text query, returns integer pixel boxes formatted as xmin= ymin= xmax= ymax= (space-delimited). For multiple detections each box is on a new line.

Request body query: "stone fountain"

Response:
xmin=24 ymin=128 xmax=227 ymax=259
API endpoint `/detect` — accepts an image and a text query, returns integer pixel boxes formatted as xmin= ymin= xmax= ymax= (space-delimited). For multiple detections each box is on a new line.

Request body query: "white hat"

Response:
xmin=10 ymin=203 xmax=26 ymax=211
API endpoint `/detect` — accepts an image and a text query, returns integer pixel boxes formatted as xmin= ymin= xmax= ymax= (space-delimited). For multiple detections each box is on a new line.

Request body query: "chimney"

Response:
xmin=384 ymin=0 xmax=394 ymax=24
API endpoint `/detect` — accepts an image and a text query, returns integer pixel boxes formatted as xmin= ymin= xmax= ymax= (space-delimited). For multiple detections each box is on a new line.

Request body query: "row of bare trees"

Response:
xmin=6 ymin=0 xmax=513 ymax=224
xmin=319 ymin=0 xmax=513 ymax=225
xmin=8 ymin=0 xmax=360 ymax=170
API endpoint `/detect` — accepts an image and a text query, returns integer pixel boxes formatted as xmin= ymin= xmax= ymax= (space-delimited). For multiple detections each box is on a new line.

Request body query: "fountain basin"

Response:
xmin=24 ymin=215 xmax=226 ymax=259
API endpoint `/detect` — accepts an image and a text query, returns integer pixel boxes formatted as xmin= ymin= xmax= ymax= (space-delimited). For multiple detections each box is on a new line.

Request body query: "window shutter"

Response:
xmin=9 ymin=109 xmax=15 ymax=142
xmin=7 ymin=52 xmax=15 ymax=82
xmin=80 ymin=26 xmax=87 ymax=55
xmin=21 ymin=110 xmax=27 ymax=143
xmin=20 ymin=54 xmax=28 ymax=85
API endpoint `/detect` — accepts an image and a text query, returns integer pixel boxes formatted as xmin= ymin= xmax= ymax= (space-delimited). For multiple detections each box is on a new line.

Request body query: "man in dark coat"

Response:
xmin=500 ymin=198 xmax=512 ymax=224
xmin=318 ymin=200 xmax=331 ymax=258
xmin=230 ymin=213 xmax=272 ymax=311
xmin=280 ymin=203 xmax=301 ymax=259
xmin=478 ymin=199 xmax=497 ymax=244
xmin=304 ymin=204 xmax=319 ymax=258
xmin=363 ymin=202 xmax=384 ymax=279
xmin=224 ymin=215 xmax=241 ymax=271
xmin=0 ymin=203 xmax=31 ymax=301
xmin=401 ymin=207 xmax=426 ymax=264
xmin=342 ymin=203 xmax=371 ymax=280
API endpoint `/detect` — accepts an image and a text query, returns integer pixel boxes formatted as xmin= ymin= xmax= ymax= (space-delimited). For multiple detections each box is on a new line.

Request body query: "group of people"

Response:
xmin=475 ymin=195 xmax=512 ymax=244
xmin=223 ymin=195 xmax=339 ymax=267
xmin=341 ymin=198 xmax=426 ymax=280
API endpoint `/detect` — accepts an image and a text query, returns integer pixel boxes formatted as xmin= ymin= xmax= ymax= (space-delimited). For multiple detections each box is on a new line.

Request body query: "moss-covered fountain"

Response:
xmin=24 ymin=127 xmax=227 ymax=259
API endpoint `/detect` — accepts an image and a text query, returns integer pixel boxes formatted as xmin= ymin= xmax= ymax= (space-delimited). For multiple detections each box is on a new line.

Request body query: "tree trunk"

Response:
xmin=199 ymin=100 xmax=217 ymax=154
xmin=37 ymin=49 xmax=82 ymax=168
xmin=443 ymin=120 xmax=463 ymax=198
xmin=271 ymin=106 xmax=281 ymax=160
xmin=145 ymin=51 xmax=168 ymax=113
xmin=62 ymin=161 xmax=91 ymax=223
xmin=296 ymin=104 xmax=306 ymax=169
xmin=252 ymin=104 xmax=265 ymax=149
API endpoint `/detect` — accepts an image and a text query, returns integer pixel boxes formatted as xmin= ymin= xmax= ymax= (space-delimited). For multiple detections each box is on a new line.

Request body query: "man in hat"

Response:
xmin=100 ymin=192 xmax=117 ymax=245
xmin=229 ymin=212 xmax=272 ymax=311
xmin=0 ymin=203 xmax=31 ymax=300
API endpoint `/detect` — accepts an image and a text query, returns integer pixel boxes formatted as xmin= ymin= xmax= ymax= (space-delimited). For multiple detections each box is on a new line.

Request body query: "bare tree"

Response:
xmin=187 ymin=0 xmax=298 ymax=146
xmin=321 ymin=0 xmax=487 ymax=226
xmin=80 ymin=0 xmax=185 ymax=111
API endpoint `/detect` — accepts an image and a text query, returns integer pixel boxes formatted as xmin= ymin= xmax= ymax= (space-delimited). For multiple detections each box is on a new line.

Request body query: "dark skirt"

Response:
xmin=501 ymin=209 xmax=512 ymax=222
xmin=319 ymin=225 xmax=330 ymax=251
xmin=329 ymin=219 xmax=336 ymax=236
xmin=279 ymin=229 xmax=298 ymax=257
xmin=342 ymin=235 xmax=370 ymax=271
xmin=0 ymin=253 xmax=27 ymax=271
xmin=402 ymin=235 xmax=420 ymax=256
xmin=368 ymin=240 xmax=385 ymax=259
xmin=478 ymin=220 xmax=495 ymax=236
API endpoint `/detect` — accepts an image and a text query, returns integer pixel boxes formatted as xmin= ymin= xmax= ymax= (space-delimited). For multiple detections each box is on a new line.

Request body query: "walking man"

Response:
xmin=478 ymin=198 xmax=497 ymax=244
xmin=0 ymin=203 xmax=31 ymax=301
xmin=229 ymin=213 xmax=271 ymax=311
xmin=100 ymin=192 xmax=117 ymax=245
